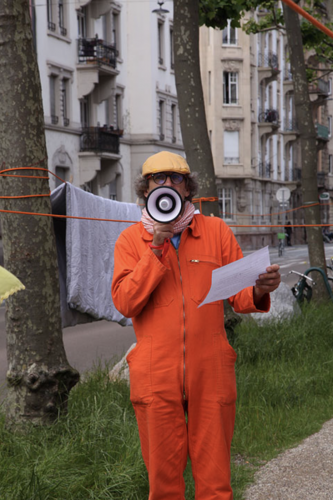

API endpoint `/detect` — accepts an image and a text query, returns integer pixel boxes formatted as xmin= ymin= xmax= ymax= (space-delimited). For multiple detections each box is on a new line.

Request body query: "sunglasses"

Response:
xmin=147 ymin=172 xmax=186 ymax=185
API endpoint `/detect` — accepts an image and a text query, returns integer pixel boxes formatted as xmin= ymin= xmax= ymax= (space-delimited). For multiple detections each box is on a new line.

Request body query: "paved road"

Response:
xmin=0 ymin=310 xmax=136 ymax=391
xmin=1 ymin=243 xmax=333 ymax=390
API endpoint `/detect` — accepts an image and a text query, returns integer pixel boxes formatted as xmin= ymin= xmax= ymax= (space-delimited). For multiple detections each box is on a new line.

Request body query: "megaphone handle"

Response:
xmin=149 ymin=238 xmax=170 ymax=262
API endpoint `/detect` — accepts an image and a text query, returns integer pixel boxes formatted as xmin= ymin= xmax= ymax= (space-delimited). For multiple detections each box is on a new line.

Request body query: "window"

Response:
xmin=158 ymin=21 xmax=164 ymax=65
xmin=218 ymin=188 xmax=233 ymax=219
xmin=61 ymin=78 xmax=70 ymax=126
xmin=170 ymin=26 xmax=174 ymax=70
xmin=223 ymin=72 xmax=238 ymax=104
xmin=55 ymin=166 xmax=70 ymax=187
xmin=112 ymin=11 xmax=120 ymax=53
xmin=159 ymin=100 xmax=165 ymax=140
xmin=58 ymin=0 xmax=67 ymax=36
xmin=109 ymin=179 xmax=117 ymax=200
xmin=47 ymin=0 xmax=56 ymax=31
xmin=171 ymin=104 xmax=177 ymax=143
xmin=80 ymin=96 xmax=90 ymax=127
xmin=329 ymin=155 xmax=333 ymax=175
xmin=224 ymin=130 xmax=239 ymax=164
xmin=329 ymin=78 xmax=332 ymax=95
xmin=114 ymin=94 xmax=122 ymax=129
xmin=222 ymin=20 xmax=237 ymax=45
xmin=77 ymin=7 xmax=86 ymax=38
xmin=50 ymin=75 xmax=58 ymax=124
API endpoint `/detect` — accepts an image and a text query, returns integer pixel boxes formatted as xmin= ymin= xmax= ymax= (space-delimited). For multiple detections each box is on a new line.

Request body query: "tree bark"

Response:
xmin=283 ymin=1 xmax=328 ymax=300
xmin=173 ymin=0 xmax=220 ymax=216
xmin=0 ymin=0 xmax=79 ymax=427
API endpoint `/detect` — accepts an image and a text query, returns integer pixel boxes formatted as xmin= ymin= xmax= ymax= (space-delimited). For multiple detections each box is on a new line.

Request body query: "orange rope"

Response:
xmin=281 ymin=0 xmax=333 ymax=41
xmin=193 ymin=196 xmax=218 ymax=213
xmin=1 ymin=208 xmax=332 ymax=228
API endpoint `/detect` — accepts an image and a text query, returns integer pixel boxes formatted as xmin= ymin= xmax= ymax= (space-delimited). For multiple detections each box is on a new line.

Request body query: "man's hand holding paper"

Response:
xmin=198 ymin=246 xmax=281 ymax=308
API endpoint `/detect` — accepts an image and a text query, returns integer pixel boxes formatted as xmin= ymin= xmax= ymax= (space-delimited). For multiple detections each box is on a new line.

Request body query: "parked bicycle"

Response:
xmin=289 ymin=270 xmax=316 ymax=303
xmin=290 ymin=264 xmax=333 ymax=303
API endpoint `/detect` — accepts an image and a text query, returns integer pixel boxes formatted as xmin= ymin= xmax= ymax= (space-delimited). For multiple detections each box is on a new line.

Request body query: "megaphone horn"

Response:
xmin=146 ymin=186 xmax=183 ymax=223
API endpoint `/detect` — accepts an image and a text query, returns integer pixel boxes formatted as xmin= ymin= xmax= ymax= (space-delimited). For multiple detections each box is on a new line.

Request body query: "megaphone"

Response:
xmin=146 ymin=186 xmax=183 ymax=223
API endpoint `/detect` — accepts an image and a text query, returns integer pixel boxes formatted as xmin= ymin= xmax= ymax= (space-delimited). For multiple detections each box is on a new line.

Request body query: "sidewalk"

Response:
xmin=244 ymin=418 xmax=333 ymax=500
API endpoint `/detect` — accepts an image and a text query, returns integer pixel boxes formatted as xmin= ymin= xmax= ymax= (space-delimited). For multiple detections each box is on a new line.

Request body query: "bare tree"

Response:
xmin=282 ymin=0 xmax=327 ymax=299
xmin=173 ymin=0 xmax=220 ymax=216
xmin=0 ymin=0 xmax=79 ymax=427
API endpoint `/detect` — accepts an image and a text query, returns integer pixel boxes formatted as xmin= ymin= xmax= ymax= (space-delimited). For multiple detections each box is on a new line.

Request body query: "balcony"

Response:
xmin=282 ymin=118 xmax=299 ymax=145
xmin=259 ymin=161 xmax=271 ymax=179
xmin=258 ymin=108 xmax=279 ymax=137
xmin=78 ymin=37 xmax=117 ymax=68
xmin=80 ymin=127 xmax=121 ymax=154
xmin=258 ymin=51 xmax=279 ymax=84
xmin=317 ymin=172 xmax=326 ymax=187
xmin=309 ymin=78 xmax=329 ymax=96
xmin=77 ymin=37 xmax=119 ymax=99
xmin=316 ymin=123 xmax=329 ymax=140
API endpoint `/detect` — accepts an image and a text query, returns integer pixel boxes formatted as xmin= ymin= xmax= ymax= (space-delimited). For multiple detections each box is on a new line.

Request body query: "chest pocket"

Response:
xmin=187 ymin=255 xmax=221 ymax=305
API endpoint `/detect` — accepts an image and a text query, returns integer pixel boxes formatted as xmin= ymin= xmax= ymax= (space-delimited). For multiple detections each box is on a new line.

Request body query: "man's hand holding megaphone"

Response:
xmin=146 ymin=186 xmax=185 ymax=259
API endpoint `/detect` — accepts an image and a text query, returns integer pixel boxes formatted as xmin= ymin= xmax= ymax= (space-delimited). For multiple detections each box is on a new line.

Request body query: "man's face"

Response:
xmin=144 ymin=172 xmax=190 ymax=201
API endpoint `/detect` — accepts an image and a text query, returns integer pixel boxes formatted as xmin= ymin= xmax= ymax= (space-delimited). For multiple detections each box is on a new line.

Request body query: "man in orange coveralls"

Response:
xmin=112 ymin=151 xmax=281 ymax=500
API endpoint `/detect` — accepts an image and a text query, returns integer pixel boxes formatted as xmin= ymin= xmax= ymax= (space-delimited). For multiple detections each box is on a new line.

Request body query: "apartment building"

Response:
xmin=33 ymin=0 xmax=182 ymax=203
xmin=200 ymin=6 xmax=333 ymax=249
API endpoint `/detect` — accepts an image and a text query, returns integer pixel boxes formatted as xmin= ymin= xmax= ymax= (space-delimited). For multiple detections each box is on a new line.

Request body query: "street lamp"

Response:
xmin=152 ymin=1 xmax=169 ymax=14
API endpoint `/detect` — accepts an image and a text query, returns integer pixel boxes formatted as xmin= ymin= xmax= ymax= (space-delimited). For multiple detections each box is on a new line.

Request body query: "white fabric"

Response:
xmin=51 ymin=183 xmax=142 ymax=326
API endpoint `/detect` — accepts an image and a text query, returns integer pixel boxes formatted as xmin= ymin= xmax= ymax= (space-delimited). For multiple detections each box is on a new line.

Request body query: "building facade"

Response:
xmin=199 ymin=4 xmax=333 ymax=249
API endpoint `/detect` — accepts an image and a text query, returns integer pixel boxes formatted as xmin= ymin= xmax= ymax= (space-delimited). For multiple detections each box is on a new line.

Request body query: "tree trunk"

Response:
xmin=0 ymin=0 xmax=79 ymax=427
xmin=283 ymin=1 xmax=328 ymax=301
xmin=173 ymin=0 xmax=220 ymax=216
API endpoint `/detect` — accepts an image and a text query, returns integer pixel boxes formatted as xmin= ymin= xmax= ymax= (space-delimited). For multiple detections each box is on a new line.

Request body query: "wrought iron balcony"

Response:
xmin=258 ymin=108 xmax=279 ymax=124
xmin=258 ymin=51 xmax=279 ymax=71
xmin=78 ymin=37 xmax=117 ymax=69
xmin=316 ymin=123 xmax=329 ymax=140
xmin=309 ymin=78 xmax=329 ymax=95
xmin=259 ymin=161 xmax=271 ymax=178
xmin=80 ymin=127 xmax=121 ymax=154
xmin=317 ymin=171 xmax=326 ymax=187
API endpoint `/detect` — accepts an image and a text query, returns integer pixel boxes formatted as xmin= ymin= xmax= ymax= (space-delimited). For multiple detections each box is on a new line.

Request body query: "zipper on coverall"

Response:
xmin=176 ymin=248 xmax=186 ymax=402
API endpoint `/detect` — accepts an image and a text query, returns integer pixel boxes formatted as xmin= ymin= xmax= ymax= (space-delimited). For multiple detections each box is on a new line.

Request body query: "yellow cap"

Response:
xmin=142 ymin=151 xmax=191 ymax=177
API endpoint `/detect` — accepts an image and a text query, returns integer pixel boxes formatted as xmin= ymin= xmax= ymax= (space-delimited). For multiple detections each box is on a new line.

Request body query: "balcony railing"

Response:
xmin=258 ymin=51 xmax=279 ymax=71
xmin=258 ymin=108 xmax=279 ymax=124
xmin=259 ymin=161 xmax=271 ymax=178
xmin=316 ymin=123 xmax=329 ymax=140
xmin=78 ymin=37 xmax=117 ymax=69
xmin=309 ymin=78 xmax=329 ymax=95
xmin=80 ymin=127 xmax=120 ymax=154
xmin=317 ymin=172 xmax=326 ymax=187
xmin=284 ymin=118 xmax=298 ymax=132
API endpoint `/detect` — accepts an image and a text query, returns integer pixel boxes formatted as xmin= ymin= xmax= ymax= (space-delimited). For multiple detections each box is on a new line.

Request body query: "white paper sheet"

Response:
xmin=198 ymin=246 xmax=271 ymax=307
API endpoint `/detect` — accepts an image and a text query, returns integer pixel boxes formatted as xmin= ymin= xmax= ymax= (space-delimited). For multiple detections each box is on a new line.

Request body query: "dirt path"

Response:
xmin=244 ymin=419 xmax=333 ymax=500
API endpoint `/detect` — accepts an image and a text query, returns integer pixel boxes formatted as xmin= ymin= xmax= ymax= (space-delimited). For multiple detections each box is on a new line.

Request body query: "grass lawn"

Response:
xmin=1 ymin=303 xmax=333 ymax=499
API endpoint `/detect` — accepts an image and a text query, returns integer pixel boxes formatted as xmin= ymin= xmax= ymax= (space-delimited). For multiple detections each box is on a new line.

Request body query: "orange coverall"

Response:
xmin=112 ymin=214 xmax=269 ymax=500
